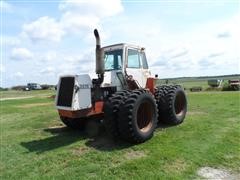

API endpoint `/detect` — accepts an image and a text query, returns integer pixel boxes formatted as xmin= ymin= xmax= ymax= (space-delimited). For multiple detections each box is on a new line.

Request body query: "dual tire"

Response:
xmin=104 ymin=89 xmax=158 ymax=143
xmin=104 ymin=86 xmax=187 ymax=143
xmin=155 ymin=85 xmax=187 ymax=125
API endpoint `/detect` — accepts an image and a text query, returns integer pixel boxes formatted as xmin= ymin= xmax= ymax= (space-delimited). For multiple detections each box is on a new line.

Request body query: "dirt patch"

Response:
xmin=0 ymin=96 xmax=34 ymax=101
xmin=44 ymin=124 xmax=69 ymax=134
xmin=0 ymin=94 xmax=52 ymax=101
xmin=164 ymin=159 xmax=187 ymax=173
xmin=47 ymin=124 xmax=64 ymax=129
xmin=86 ymin=136 xmax=117 ymax=150
xmin=72 ymin=146 xmax=91 ymax=156
xmin=48 ymin=95 xmax=56 ymax=99
xmin=124 ymin=149 xmax=147 ymax=160
xmin=197 ymin=167 xmax=239 ymax=180
xmin=16 ymin=102 xmax=53 ymax=108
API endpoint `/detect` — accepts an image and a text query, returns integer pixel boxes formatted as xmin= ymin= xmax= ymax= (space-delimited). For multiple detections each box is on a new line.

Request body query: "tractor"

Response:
xmin=55 ymin=29 xmax=187 ymax=143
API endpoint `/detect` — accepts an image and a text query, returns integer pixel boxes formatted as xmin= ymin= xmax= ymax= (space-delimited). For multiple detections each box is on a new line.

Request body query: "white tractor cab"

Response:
xmin=102 ymin=43 xmax=151 ymax=90
xmin=55 ymin=29 xmax=187 ymax=143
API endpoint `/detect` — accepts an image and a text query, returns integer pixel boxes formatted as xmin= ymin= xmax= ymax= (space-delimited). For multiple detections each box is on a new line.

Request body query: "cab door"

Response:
xmin=140 ymin=51 xmax=151 ymax=87
xmin=126 ymin=48 xmax=145 ymax=87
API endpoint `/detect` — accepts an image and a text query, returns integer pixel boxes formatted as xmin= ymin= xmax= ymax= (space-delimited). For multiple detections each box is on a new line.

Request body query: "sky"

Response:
xmin=1 ymin=0 xmax=240 ymax=87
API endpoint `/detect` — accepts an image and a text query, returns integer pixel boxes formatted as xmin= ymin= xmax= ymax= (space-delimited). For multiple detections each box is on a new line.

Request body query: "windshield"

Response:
xmin=104 ymin=49 xmax=123 ymax=71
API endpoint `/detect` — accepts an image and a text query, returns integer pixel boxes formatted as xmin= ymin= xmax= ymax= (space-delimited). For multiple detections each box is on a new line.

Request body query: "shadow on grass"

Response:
xmin=157 ymin=122 xmax=177 ymax=129
xmin=20 ymin=126 xmax=87 ymax=154
xmin=21 ymin=121 xmax=176 ymax=153
xmin=84 ymin=122 xmax=176 ymax=151
xmin=21 ymin=126 xmax=132 ymax=153
xmin=85 ymin=135 xmax=132 ymax=151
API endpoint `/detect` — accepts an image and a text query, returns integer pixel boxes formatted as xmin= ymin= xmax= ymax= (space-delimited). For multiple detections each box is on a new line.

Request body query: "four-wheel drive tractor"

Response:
xmin=55 ymin=29 xmax=187 ymax=143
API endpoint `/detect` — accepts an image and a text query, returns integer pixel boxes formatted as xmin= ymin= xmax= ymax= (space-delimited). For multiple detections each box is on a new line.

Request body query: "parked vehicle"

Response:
xmin=55 ymin=29 xmax=188 ymax=143
xmin=208 ymin=79 xmax=223 ymax=88
xmin=229 ymin=79 xmax=240 ymax=91
xmin=27 ymin=83 xmax=42 ymax=90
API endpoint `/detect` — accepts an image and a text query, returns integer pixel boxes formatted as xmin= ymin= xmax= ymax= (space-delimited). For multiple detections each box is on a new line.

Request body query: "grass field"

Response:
xmin=157 ymin=74 xmax=240 ymax=90
xmin=0 ymin=90 xmax=54 ymax=99
xmin=1 ymin=90 xmax=240 ymax=179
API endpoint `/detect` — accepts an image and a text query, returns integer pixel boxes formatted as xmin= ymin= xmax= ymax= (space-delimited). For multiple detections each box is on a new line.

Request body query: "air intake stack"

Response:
xmin=94 ymin=29 xmax=104 ymax=83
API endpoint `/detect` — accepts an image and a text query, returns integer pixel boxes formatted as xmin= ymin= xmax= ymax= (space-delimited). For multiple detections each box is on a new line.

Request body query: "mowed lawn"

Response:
xmin=0 ymin=91 xmax=239 ymax=179
xmin=0 ymin=90 xmax=54 ymax=99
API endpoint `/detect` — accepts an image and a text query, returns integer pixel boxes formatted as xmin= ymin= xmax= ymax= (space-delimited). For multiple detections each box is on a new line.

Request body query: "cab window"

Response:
xmin=127 ymin=49 xmax=140 ymax=68
xmin=141 ymin=52 xmax=148 ymax=69
xmin=104 ymin=49 xmax=123 ymax=71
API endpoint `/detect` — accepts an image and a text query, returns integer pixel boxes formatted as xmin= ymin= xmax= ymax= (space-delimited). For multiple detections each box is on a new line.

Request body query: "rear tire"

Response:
xmin=118 ymin=89 xmax=158 ymax=143
xmin=155 ymin=85 xmax=187 ymax=125
xmin=60 ymin=116 xmax=86 ymax=130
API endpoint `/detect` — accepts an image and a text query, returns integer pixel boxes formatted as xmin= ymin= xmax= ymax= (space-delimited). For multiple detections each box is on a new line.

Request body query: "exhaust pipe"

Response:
xmin=94 ymin=29 xmax=104 ymax=76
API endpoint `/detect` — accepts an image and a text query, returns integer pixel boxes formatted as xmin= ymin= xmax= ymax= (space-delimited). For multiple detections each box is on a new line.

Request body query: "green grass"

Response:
xmin=157 ymin=79 xmax=217 ymax=90
xmin=0 ymin=91 xmax=240 ymax=179
xmin=157 ymin=74 xmax=240 ymax=90
xmin=0 ymin=89 xmax=55 ymax=99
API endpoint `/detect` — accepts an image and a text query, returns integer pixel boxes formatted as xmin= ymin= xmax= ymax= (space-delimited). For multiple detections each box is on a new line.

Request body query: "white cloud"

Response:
xmin=208 ymin=52 xmax=224 ymax=58
xmin=61 ymin=12 xmax=100 ymax=33
xmin=169 ymin=48 xmax=189 ymax=59
xmin=13 ymin=72 xmax=24 ymax=78
xmin=59 ymin=0 xmax=123 ymax=18
xmin=2 ymin=36 xmax=20 ymax=46
xmin=40 ymin=67 xmax=55 ymax=74
xmin=22 ymin=16 xmax=65 ymax=42
xmin=41 ymin=51 xmax=57 ymax=61
xmin=59 ymin=0 xmax=123 ymax=34
xmin=110 ymin=13 xmax=240 ymax=77
xmin=57 ymin=52 xmax=94 ymax=75
xmin=21 ymin=0 xmax=123 ymax=43
xmin=217 ymin=31 xmax=231 ymax=38
xmin=11 ymin=47 xmax=33 ymax=60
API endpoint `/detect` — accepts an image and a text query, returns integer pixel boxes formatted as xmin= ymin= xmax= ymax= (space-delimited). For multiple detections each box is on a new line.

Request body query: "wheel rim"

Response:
xmin=174 ymin=92 xmax=186 ymax=116
xmin=137 ymin=101 xmax=153 ymax=133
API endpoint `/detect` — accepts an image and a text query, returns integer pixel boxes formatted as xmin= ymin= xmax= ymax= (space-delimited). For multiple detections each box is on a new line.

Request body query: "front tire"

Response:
xmin=118 ymin=89 xmax=158 ymax=143
xmin=103 ymin=90 xmax=130 ymax=138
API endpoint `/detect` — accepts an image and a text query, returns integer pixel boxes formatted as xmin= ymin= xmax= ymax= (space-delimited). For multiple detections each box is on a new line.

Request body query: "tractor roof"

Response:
xmin=103 ymin=43 xmax=145 ymax=51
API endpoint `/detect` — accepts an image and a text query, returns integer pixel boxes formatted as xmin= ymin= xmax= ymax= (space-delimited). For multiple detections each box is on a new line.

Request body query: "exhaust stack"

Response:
xmin=94 ymin=29 xmax=104 ymax=76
